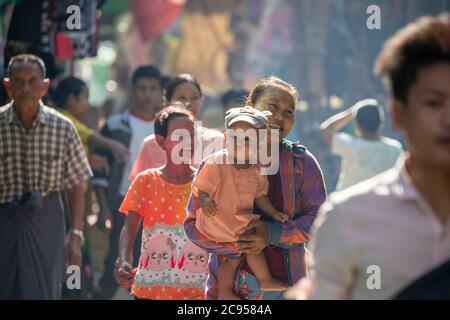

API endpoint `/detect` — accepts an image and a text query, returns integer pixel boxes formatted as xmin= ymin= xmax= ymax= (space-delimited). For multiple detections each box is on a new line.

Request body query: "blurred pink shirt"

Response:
xmin=130 ymin=126 xmax=224 ymax=180
xmin=307 ymin=155 xmax=450 ymax=299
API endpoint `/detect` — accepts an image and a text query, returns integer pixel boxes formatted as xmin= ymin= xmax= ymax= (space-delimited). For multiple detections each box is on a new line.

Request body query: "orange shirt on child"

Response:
xmin=119 ymin=169 xmax=208 ymax=300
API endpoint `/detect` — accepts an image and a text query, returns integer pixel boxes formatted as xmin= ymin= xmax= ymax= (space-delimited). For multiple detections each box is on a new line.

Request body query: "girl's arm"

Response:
xmin=115 ymin=211 xmax=142 ymax=288
xmin=119 ymin=211 xmax=142 ymax=264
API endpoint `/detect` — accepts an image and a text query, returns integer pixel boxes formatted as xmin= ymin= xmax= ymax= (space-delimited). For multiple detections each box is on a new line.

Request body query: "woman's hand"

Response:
xmin=237 ymin=219 xmax=269 ymax=255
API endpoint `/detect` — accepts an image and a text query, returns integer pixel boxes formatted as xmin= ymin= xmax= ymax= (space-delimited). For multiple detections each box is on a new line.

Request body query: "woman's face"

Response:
xmin=249 ymin=89 xmax=295 ymax=140
xmin=169 ymin=82 xmax=202 ymax=120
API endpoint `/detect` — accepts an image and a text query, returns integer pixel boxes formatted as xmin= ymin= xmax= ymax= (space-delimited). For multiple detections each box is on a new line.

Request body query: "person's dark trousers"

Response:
xmin=97 ymin=196 xmax=142 ymax=299
xmin=0 ymin=192 xmax=65 ymax=300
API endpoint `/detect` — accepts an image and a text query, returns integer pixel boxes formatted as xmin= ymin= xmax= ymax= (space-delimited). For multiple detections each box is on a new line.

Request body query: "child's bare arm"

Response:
xmin=255 ymin=195 xmax=289 ymax=222
xmin=198 ymin=189 xmax=218 ymax=217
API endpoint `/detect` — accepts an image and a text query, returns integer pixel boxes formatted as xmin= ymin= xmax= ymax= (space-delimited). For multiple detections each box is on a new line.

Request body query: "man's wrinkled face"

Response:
xmin=392 ymin=63 xmax=450 ymax=169
xmin=3 ymin=61 xmax=49 ymax=110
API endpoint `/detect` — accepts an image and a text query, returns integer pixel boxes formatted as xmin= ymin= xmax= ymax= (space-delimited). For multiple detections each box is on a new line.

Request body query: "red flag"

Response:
xmin=129 ymin=0 xmax=184 ymax=42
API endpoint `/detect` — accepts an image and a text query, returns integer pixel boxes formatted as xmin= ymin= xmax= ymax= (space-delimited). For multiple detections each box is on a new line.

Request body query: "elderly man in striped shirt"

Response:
xmin=0 ymin=54 xmax=92 ymax=299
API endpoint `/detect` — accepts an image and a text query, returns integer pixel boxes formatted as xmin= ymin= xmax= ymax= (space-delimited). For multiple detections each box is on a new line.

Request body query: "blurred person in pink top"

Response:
xmin=130 ymin=74 xmax=224 ymax=180
xmin=193 ymin=106 xmax=290 ymax=300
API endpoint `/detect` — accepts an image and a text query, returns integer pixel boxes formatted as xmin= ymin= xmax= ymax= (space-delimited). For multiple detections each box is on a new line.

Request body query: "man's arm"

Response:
xmin=66 ymin=184 xmax=85 ymax=267
xmin=63 ymin=123 xmax=92 ymax=268
xmin=307 ymin=201 xmax=353 ymax=299
xmin=93 ymin=185 xmax=112 ymax=227
xmin=90 ymin=123 xmax=115 ymax=221
xmin=90 ymin=132 xmax=129 ymax=163
xmin=319 ymin=107 xmax=354 ymax=145
xmin=67 ymin=184 xmax=85 ymax=230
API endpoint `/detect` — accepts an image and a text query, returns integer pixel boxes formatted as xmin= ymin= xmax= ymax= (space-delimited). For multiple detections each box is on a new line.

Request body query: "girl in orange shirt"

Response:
xmin=115 ymin=105 xmax=208 ymax=299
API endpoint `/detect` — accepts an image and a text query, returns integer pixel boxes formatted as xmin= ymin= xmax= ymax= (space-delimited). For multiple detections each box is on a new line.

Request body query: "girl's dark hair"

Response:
xmin=247 ymin=76 xmax=298 ymax=108
xmin=154 ymin=104 xmax=193 ymax=138
xmin=375 ymin=13 xmax=450 ymax=103
xmin=164 ymin=73 xmax=202 ymax=101
xmin=54 ymin=76 xmax=86 ymax=108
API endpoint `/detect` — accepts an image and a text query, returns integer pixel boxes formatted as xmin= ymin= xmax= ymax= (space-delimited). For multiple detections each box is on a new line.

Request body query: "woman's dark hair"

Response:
xmin=375 ymin=13 xmax=450 ymax=103
xmin=247 ymin=76 xmax=298 ymax=108
xmin=54 ymin=76 xmax=86 ymax=108
xmin=154 ymin=104 xmax=193 ymax=138
xmin=164 ymin=73 xmax=202 ymax=101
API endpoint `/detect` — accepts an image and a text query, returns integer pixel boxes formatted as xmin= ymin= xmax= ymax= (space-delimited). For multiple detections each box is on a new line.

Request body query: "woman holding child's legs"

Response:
xmin=184 ymin=76 xmax=327 ymax=300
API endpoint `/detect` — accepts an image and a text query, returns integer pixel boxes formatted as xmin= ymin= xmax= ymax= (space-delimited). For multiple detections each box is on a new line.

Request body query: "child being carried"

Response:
xmin=192 ymin=106 xmax=290 ymax=300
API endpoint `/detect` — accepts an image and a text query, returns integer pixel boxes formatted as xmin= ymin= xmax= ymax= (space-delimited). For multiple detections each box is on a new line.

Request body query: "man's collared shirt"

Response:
xmin=309 ymin=156 xmax=450 ymax=299
xmin=0 ymin=102 xmax=92 ymax=203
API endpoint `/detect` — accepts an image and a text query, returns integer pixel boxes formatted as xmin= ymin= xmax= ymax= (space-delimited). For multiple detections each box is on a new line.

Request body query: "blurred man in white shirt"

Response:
xmin=320 ymin=99 xmax=403 ymax=190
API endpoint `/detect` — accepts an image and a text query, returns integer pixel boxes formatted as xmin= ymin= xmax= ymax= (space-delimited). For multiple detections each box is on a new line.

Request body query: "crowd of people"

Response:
xmin=0 ymin=12 xmax=449 ymax=300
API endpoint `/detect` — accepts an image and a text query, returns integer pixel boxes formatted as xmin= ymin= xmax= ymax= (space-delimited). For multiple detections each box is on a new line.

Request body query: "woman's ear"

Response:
xmin=155 ymin=134 xmax=166 ymax=150
xmin=245 ymin=99 xmax=253 ymax=107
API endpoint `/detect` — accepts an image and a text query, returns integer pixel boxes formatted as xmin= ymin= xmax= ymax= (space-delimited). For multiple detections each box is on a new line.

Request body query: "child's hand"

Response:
xmin=199 ymin=195 xmax=218 ymax=217
xmin=272 ymin=211 xmax=289 ymax=222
